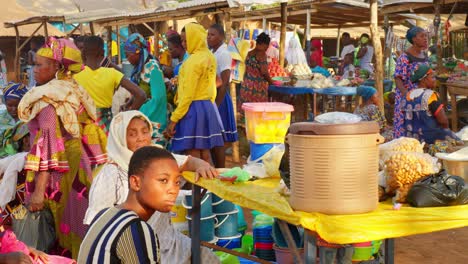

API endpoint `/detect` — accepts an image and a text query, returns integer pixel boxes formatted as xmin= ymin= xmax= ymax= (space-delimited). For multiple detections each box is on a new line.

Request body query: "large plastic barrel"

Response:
xmin=288 ymin=122 xmax=384 ymax=214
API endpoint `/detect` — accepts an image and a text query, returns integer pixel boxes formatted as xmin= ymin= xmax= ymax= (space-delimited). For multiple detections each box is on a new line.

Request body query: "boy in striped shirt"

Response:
xmin=78 ymin=146 xmax=181 ymax=263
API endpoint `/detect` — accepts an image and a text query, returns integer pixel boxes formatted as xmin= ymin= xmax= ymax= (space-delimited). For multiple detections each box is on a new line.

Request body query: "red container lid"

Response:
xmin=242 ymin=102 xmax=294 ymax=112
xmin=254 ymin=242 xmax=274 ymax=250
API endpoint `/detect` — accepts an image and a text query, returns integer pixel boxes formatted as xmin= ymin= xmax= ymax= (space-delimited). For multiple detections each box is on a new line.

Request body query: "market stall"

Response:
xmin=184 ymin=173 xmax=468 ymax=264
xmin=447 ymin=80 xmax=468 ymax=131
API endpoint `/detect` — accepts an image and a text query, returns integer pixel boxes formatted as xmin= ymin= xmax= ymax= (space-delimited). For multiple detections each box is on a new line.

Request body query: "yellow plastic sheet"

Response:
xmin=183 ymin=172 xmax=468 ymax=244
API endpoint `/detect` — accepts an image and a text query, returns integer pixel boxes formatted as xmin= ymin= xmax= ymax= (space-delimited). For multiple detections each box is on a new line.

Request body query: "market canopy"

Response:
xmin=1 ymin=0 xmax=63 ymax=37
xmin=230 ymin=0 xmax=411 ymax=28
xmin=382 ymin=0 xmax=468 ymax=15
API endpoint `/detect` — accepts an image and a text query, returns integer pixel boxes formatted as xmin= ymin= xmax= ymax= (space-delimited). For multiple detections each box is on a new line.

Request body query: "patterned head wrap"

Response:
xmin=357 ymin=85 xmax=377 ymax=102
xmin=36 ymin=37 xmax=83 ymax=79
xmin=410 ymin=64 xmax=433 ymax=83
xmin=406 ymin=26 xmax=425 ymax=45
xmin=2 ymin=82 xmax=28 ymax=101
xmin=124 ymin=33 xmax=149 ymax=84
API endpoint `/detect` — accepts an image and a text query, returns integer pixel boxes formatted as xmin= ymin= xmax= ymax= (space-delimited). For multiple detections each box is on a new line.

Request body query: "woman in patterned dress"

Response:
xmin=393 ymin=26 xmax=429 ymax=138
xmin=17 ymin=38 xmax=107 ymax=258
xmin=239 ymin=33 xmax=274 ymax=121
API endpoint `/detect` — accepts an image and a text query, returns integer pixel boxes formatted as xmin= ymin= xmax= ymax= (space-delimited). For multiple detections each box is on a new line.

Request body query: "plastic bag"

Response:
xmin=244 ymin=144 xmax=285 ymax=178
xmin=384 ymin=151 xmax=441 ymax=193
xmin=379 ymin=137 xmax=424 ymax=156
xmin=455 ymin=126 xmax=468 ymax=140
xmin=314 ymin=112 xmax=362 ymax=124
xmin=12 ymin=207 xmax=56 ymax=252
xmin=407 ymin=170 xmax=468 ymax=207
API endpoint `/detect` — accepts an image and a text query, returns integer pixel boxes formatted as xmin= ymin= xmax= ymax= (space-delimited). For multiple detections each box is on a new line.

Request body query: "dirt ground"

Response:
xmin=225 ymin=156 xmax=468 ymax=264
xmin=394 ymin=227 xmax=468 ymax=264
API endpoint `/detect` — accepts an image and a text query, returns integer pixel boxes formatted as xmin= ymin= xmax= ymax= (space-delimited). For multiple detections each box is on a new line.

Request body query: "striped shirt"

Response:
xmin=78 ymin=207 xmax=160 ymax=264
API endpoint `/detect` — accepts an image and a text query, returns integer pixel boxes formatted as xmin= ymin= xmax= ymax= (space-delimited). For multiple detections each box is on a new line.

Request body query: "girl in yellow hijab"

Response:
xmin=165 ymin=23 xmax=224 ymax=162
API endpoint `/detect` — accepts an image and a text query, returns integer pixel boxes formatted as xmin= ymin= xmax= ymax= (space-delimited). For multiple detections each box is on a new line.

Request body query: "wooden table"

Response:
xmin=447 ymin=81 xmax=468 ymax=131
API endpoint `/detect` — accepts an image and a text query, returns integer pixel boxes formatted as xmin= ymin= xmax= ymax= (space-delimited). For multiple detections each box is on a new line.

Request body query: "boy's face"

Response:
xmin=133 ymin=158 xmax=181 ymax=213
xmin=5 ymin=98 xmax=20 ymax=119
xmin=207 ymin=28 xmax=222 ymax=49
xmin=168 ymin=42 xmax=183 ymax=59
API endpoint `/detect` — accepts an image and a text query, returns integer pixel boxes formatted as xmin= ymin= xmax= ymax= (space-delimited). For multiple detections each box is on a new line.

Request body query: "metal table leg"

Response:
xmin=191 ymin=184 xmax=202 ymax=264
xmin=384 ymin=238 xmax=394 ymax=264
xmin=304 ymin=231 xmax=317 ymax=264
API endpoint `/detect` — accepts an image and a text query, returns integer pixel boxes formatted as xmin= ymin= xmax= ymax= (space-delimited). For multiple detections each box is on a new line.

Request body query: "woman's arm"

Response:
xmin=395 ymin=77 xmax=407 ymax=96
xmin=258 ymin=53 xmax=274 ymax=85
xmin=120 ymin=78 xmax=147 ymax=110
xmin=179 ymin=155 xmax=218 ymax=181
xmin=215 ymin=69 xmax=230 ymax=106
xmin=357 ymin=46 xmax=368 ymax=59
xmin=29 ymin=171 xmax=49 ymax=212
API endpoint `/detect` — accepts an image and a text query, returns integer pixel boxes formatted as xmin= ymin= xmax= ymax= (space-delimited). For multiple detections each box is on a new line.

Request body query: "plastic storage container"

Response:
xmin=288 ymin=122 xmax=384 ymax=214
xmin=242 ymin=102 xmax=294 ymax=143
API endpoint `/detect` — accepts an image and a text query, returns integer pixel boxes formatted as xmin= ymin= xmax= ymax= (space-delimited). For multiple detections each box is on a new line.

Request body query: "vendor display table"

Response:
xmin=268 ymin=84 xmax=357 ymax=119
xmin=446 ymin=81 xmax=468 ymax=131
xmin=184 ymin=173 xmax=468 ymax=264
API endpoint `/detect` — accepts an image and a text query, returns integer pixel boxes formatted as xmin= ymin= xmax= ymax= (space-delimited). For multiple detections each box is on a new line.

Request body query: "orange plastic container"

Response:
xmin=242 ymin=102 xmax=294 ymax=144
xmin=288 ymin=122 xmax=384 ymax=215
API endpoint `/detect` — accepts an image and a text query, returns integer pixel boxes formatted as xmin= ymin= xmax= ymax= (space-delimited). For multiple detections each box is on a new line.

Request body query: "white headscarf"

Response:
xmin=107 ymin=110 xmax=153 ymax=173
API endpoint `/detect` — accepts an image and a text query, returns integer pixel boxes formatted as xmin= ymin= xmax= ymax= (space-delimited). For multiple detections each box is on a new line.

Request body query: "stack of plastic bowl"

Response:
xmin=252 ymin=213 xmax=275 ymax=261
xmin=183 ymin=191 xmax=217 ymax=243
xmin=213 ymin=194 xmax=241 ymax=249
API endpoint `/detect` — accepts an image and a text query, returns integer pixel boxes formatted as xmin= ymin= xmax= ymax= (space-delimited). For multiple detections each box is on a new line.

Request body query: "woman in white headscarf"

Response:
xmin=85 ymin=110 xmax=220 ymax=263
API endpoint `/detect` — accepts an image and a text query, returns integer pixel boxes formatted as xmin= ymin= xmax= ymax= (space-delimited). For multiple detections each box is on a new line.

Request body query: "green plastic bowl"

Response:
xmin=352 ymin=246 xmax=373 ymax=261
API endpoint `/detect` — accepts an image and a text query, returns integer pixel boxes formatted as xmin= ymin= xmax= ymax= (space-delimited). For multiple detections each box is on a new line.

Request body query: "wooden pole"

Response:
xmin=370 ymin=0 xmax=384 ymax=111
xmin=173 ymin=20 xmax=178 ymax=32
xmin=14 ymin=26 xmax=20 ymax=82
xmin=90 ymin=22 xmax=95 ymax=35
xmin=434 ymin=0 xmax=443 ymax=72
xmin=225 ymin=12 xmax=240 ymax=163
xmin=80 ymin=23 xmax=84 ymax=35
xmin=43 ymin=21 xmax=49 ymax=40
xmin=305 ymin=9 xmax=311 ymax=64
xmin=336 ymin=25 xmax=341 ymax=57
xmin=154 ymin=22 xmax=160 ymax=58
xmin=262 ymin=17 xmax=267 ymax=32
xmin=116 ymin=25 xmax=121 ymax=65
xmin=383 ymin=15 xmax=390 ymax=79
xmin=279 ymin=2 xmax=288 ymax=67
xmin=106 ymin=26 xmax=112 ymax=61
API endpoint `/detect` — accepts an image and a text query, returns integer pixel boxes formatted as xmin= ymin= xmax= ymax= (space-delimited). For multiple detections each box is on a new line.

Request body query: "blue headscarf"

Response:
xmin=124 ymin=33 xmax=149 ymax=84
xmin=406 ymin=26 xmax=425 ymax=44
xmin=2 ymin=82 xmax=28 ymax=101
xmin=357 ymin=85 xmax=377 ymax=102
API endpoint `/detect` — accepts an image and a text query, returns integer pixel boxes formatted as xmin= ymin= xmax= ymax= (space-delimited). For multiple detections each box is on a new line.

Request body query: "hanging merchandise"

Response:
xmin=443 ymin=20 xmax=451 ymax=47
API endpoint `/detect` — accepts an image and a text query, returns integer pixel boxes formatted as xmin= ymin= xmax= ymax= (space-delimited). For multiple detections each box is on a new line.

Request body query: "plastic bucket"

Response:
xmin=170 ymin=190 xmax=190 ymax=224
xmin=235 ymin=205 xmax=247 ymax=232
xmin=183 ymin=191 xmax=213 ymax=218
xmin=186 ymin=214 xmax=217 ymax=242
xmin=352 ymin=246 xmax=373 ymax=261
xmin=215 ymin=209 xmax=239 ymax=237
xmin=273 ymin=244 xmax=304 ymax=264
xmin=212 ymin=194 xmax=236 ymax=214
xmin=217 ymin=233 xmax=242 ymax=249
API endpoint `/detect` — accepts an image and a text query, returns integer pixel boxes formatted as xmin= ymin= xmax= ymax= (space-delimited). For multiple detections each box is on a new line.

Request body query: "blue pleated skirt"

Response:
xmin=171 ymin=100 xmax=225 ymax=152
xmin=218 ymin=92 xmax=239 ymax=142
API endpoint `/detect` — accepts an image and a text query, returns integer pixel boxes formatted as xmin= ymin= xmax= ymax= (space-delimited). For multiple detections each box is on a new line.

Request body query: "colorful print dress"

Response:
xmin=24 ymin=104 xmax=107 ymax=258
xmin=393 ymin=52 xmax=428 ymax=138
xmin=240 ymin=52 xmax=269 ymax=120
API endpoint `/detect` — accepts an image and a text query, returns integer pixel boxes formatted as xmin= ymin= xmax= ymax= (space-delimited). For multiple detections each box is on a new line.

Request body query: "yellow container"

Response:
xmin=242 ymin=102 xmax=294 ymax=144
xmin=171 ymin=190 xmax=190 ymax=224
xmin=288 ymin=122 xmax=384 ymax=215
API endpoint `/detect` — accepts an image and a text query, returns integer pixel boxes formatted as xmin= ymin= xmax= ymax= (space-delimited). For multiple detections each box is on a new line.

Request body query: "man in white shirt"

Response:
xmin=340 ymin=32 xmax=355 ymax=60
